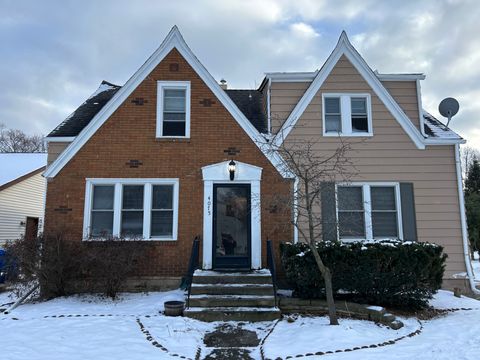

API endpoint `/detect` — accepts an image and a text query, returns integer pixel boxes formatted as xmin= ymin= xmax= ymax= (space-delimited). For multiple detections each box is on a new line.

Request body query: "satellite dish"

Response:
xmin=438 ymin=97 xmax=459 ymax=126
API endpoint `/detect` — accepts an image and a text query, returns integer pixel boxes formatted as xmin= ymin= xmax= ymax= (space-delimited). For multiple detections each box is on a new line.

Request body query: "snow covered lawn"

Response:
xmin=1 ymin=289 xmax=480 ymax=359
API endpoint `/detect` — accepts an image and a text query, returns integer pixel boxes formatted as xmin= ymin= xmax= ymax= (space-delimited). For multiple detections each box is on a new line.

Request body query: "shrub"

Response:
xmin=83 ymin=238 xmax=148 ymax=299
xmin=5 ymin=234 xmax=148 ymax=300
xmin=280 ymin=240 xmax=447 ymax=309
xmin=5 ymin=233 xmax=84 ymax=299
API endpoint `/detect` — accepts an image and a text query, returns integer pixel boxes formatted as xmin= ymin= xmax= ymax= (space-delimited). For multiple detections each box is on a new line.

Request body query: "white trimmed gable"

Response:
xmin=272 ymin=32 xmax=434 ymax=150
xmin=44 ymin=26 xmax=290 ymax=179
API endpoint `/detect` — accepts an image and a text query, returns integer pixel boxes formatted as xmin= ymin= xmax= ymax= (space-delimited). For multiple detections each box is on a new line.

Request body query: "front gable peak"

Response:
xmin=272 ymin=31 xmax=427 ymax=149
xmin=44 ymin=26 xmax=288 ymax=178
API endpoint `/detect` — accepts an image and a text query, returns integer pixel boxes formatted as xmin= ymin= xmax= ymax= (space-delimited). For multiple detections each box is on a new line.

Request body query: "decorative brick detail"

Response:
xmin=54 ymin=206 xmax=72 ymax=214
xmin=223 ymin=147 xmax=240 ymax=156
xmin=169 ymin=63 xmax=179 ymax=72
xmin=126 ymin=160 xmax=143 ymax=168
xmin=199 ymin=98 xmax=215 ymax=107
xmin=131 ymin=98 xmax=148 ymax=106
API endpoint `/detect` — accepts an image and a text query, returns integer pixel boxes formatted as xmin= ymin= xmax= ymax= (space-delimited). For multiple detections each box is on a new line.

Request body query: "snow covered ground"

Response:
xmin=1 ymin=289 xmax=480 ymax=359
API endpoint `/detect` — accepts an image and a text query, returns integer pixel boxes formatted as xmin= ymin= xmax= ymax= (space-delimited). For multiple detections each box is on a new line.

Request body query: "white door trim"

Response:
xmin=201 ymin=161 xmax=262 ymax=269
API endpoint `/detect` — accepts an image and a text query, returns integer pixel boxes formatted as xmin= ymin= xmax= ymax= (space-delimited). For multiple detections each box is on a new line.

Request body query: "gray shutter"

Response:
xmin=321 ymin=182 xmax=338 ymax=242
xmin=400 ymin=182 xmax=417 ymax=241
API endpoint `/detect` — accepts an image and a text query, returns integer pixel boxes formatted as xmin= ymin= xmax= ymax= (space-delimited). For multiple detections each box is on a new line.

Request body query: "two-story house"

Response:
xmin=43 ymin=27 xmax=476 ymax=311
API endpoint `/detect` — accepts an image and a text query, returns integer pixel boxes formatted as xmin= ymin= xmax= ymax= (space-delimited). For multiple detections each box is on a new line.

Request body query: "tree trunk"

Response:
xmin=309 ymin=243 xmax=339 ymax=325
xmin=304 ymin=179 xmax=338 ymax=325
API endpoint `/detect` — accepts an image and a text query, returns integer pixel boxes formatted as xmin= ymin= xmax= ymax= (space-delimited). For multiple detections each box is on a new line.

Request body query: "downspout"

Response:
xmin=455 ymin=143 xmax=480 ymax=294
xmin=416 ymin=79 xmax=427 ymax=137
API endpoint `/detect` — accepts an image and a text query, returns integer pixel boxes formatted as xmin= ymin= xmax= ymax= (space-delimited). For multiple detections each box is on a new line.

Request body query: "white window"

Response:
xmin=157 ymin=81 xmax=191 ymax=138
xmin=322 ymin=93 xmax=372 ymax=136
xmin=336 ymin=183 xmax=403 ymax=241
xmin=84 ymin=179 xmax=179 ymax=240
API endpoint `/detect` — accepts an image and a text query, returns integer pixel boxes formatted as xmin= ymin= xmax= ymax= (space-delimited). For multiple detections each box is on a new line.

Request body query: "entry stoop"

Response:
xmin=184 ymin=269 xmax=281 ymax=322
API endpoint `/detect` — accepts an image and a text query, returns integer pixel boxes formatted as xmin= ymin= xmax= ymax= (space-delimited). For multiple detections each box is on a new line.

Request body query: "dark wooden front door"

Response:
xmin=213 ymin=184 xmax=251 ymax=269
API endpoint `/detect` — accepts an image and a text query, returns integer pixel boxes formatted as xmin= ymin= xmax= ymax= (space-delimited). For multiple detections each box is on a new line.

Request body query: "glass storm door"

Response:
xmin=213 ymin=184 xmax=251 ymax=269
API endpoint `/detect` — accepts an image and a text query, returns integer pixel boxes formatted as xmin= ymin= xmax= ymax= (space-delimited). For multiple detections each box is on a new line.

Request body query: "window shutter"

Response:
xmin=321 ymin=182 xmax=338 ymax=242
xmin=400 ymin=182 xmax=418 ymax=241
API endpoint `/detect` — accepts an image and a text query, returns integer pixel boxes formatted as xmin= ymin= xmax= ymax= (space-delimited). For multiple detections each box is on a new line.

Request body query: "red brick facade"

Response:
xmin=44 ymin=48 xmax=293 ymax=277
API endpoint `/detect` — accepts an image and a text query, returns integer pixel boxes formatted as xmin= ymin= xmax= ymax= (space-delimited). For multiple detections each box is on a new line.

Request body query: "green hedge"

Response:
xmin=280 ymin=240 xmax=447 ymax=309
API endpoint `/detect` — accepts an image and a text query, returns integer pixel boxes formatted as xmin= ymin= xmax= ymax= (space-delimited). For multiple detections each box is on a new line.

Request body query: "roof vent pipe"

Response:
xmin=220 ymin=79 xmax=227 ymax=90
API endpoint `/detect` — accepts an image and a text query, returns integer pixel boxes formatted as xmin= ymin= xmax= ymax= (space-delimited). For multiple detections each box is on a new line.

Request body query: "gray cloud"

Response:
xmin=0 ymin=0 xmax=478 ymax=146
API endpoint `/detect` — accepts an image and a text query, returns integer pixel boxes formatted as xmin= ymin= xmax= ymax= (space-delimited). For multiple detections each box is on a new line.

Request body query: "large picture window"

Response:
xmin=336 ymin=183 xmax=402 ymax=241
xmin=84 ymin=179 xmax=179 ymax=240
xmin=157 ymin=81 xmax=191 ymax=138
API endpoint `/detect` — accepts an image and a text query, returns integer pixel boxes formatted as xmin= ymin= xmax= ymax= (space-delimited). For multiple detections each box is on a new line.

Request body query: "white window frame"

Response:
xmin=156 ymin=81 xmax=191 ymax=138
xmin=322 ymin=93 xmax=373 ymax=137
xmin=335 ymin=182 xmax=403 ymax=242
xmin=83 ymin=178 xmax=179 ymax=241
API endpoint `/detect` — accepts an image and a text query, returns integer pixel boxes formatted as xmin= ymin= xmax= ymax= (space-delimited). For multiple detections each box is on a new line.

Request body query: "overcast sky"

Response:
xmin=1 ymin=0 xmax=479 ymax=147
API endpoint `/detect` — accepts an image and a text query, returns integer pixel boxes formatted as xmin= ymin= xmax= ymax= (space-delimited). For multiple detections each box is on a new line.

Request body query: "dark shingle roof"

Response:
xmin=423 ymin=111 xmax=463 ymax=140
xmin=224 ymin=89 xmax=267 ymax=133
xmin=47 ymin=82 xmax=268 ymax=138
xmin=47 ymin=81 xmax=121 ymax=137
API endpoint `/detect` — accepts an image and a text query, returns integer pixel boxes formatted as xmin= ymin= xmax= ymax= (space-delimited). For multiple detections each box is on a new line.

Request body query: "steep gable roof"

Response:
xmin=48 ymin=81 xmax=121 ymax=138
xmin=46 ymin=84 xmax=268 ymax=138
xmin=272 ymin=32 xmax=429 ymax=149
xmin=225 ymin=90 xmax=267 ymax=133
xmin=44 ymin=26 xmax=290 ymax=178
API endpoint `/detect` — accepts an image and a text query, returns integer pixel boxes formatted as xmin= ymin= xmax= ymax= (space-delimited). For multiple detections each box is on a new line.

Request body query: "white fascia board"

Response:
xmin=273 ymin=31 xmax=426 ymax=150
xmin=44 ymin=26 xmax=289 ymax=179
xmin=44 ymin=136 xmax=75 ymax=142
xmin=265 ymin=72 xmax=317 ymax=82
xmin=416 ymin=79 xmax=427 ymax=137
xmin=423 ymin=138 xmax=466 ymax=145
xmin=376 ymin=73 xmax=426 ymax=81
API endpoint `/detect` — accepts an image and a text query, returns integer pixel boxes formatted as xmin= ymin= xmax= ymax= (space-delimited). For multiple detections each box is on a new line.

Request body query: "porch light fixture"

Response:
xmin=228 ymin=160 xmax=236 ymax=181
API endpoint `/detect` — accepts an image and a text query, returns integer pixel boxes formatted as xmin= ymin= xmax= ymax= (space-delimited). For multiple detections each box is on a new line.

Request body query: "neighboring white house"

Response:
xmin=0 ymin=153 xmax=47 ymax=245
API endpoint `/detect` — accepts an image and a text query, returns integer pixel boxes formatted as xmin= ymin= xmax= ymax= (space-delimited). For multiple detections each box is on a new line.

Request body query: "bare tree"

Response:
xmin=262 ymin=131 xmax=358 ymax=325
xmin=0 ymin=123 xmax=45 ymax=153
xmin=461 ymin=145 xmax=480 ymax=180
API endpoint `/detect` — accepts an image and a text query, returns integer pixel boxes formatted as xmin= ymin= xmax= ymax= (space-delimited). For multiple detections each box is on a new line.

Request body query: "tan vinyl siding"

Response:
xmin=47 ymin=142 xmax=70 ymax=165
xmin=282 ymin=55 xmax=466 ymax=280
xmin=0 ymin=172 xmax=45 ymax=245
xmin=270 ymin=81 xmax=310 ymax=133
xmin=382 ymin=80 xmax=421 ymax=131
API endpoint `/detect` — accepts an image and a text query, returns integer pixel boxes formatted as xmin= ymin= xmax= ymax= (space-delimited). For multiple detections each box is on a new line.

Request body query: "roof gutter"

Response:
xmin=424 ymin=138 xmax=466 ymax=145
xmin=455 ymin=143 xmax=480 ymax=295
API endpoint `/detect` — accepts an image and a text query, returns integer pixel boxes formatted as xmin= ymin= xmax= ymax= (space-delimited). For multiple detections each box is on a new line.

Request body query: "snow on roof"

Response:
xmin=423 ymin=111 xmax=463 ymax=140
xmin=0 ymin=153 xmax=47 ymax=187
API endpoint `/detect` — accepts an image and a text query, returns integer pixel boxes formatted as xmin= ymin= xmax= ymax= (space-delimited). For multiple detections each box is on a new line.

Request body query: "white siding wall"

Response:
xmin=0 ymin=172 xmax=46 ymax=245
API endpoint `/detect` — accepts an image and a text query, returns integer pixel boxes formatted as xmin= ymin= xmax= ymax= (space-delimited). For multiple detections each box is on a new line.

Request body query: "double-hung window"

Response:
xmin=323 ymin=94 xmax=372 ymax=136
xmin=90 ymin=185 xmax=115 ymax=237
xmin=336 ymin=183 xmax=402 ymax=241
xmin=84 ymin=179 xmax=179 ymax=240
xmin=157 ymin=81 xmax=191 ymax=138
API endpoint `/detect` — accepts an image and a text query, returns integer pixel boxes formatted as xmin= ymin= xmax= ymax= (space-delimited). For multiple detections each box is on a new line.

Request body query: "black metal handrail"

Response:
xmin=266 ymin=239 xmax=278 ymax=307
xmin=186 ymin=236 xmax=200 ymax=308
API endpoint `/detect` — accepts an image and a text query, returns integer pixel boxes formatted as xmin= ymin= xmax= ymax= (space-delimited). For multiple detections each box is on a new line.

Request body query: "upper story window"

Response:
xmin=157 ymin=81 xmax=191 ymax=138
xmin=336 ymin=183 xmax=402 ymax=241
xmin=84 ymin=179 xmax=179 ymax=241
xmin=322 ymin=93 xmax=372 ymax=136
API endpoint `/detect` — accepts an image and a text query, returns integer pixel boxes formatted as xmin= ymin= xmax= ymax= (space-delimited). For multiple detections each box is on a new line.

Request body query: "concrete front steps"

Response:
xmin=184 ymin=269 xmax=281 ymax=322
